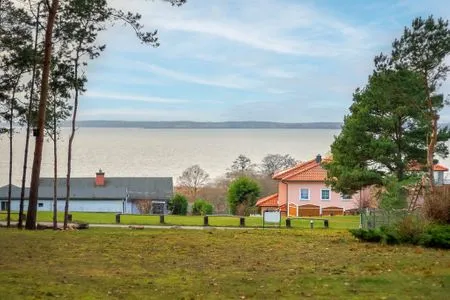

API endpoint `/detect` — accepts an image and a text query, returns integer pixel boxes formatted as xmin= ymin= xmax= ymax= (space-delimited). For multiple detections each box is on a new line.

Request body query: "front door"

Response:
xmin=1 ymin=201 xmax=9 ymax=211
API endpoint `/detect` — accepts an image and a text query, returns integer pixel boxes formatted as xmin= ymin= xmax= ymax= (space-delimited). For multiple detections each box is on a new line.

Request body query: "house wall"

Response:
xmin=286 ymin=182 xmax=358 ymax=213
xmin=4 ymin=199 xmax=124 ymax=213
xmin=278 ymin=182 xmax=287 ymax=206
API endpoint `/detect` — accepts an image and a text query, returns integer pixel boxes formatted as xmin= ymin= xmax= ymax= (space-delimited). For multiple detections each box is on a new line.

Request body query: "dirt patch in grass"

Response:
xmin=0 ymin=228 xmax=448 ymax=299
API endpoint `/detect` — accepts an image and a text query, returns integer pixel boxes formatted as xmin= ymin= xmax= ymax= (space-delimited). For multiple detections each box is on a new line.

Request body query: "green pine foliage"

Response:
xmin=227 ymin=177 xmax=261 ymax=215
xmin=325 ymin=69 xmax=449 ymax=195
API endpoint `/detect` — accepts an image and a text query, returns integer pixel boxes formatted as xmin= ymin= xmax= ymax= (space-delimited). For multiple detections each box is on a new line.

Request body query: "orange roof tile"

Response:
xmin=255 ymin=193 xmax=279 ymax=207
xmin=408 ymin=161 xmax=449 ymax=172
xmin=273 ymin=156 xmax=331 ymax=182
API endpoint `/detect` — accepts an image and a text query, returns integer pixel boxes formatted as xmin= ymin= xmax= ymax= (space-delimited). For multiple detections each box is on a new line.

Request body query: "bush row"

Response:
xmin=349 ymin=224 xmax=450 ymax=249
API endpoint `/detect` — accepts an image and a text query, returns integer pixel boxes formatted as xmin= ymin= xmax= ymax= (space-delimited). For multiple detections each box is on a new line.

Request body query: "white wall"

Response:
xmin=6 ymin=199 xmax=124 ymax=213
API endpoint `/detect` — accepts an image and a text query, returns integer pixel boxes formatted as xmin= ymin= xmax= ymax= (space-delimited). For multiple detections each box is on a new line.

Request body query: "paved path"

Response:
xmin=0 ymin=221 xmax=256 ymax=230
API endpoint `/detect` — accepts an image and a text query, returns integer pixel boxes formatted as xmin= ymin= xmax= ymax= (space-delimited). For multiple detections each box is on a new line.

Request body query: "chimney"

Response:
xmin=315 ymin=154 xmax=322 ymax=163
xmin=95 ymin=169 xmax=105 ymax=186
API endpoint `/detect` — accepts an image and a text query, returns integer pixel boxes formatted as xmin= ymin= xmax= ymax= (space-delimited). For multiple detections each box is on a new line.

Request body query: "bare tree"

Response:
xmin=178 ymin=165 xmax=209 ymax=200
xmin=260 ymin=154 xmax=297 ymax=176
xmin=228 ymin=154 xmax=256 ymax=178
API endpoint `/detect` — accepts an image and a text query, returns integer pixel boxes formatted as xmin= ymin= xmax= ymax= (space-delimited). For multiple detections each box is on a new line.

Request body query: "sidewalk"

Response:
xmin=0 ymin=221 xmax=256 ymax=230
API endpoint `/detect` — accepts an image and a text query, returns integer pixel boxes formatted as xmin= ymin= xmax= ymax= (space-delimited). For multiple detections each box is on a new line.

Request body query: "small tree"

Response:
xmin=169 ymin=194 xmax=188 ymax=215
xmin=178 ymin=165 xmax=209 ymax=200
xmin=192 ymin=199 xmax=213 ymax=216
xmin=260 ymin=154 xmax=297 ymax=176
xmin=227 ymin=177 xmax=261 ymax=215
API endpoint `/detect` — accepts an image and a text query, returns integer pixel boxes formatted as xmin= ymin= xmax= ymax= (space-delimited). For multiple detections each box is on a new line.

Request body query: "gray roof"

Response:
xmin=0 ymin=177 xmax=173 ymax=200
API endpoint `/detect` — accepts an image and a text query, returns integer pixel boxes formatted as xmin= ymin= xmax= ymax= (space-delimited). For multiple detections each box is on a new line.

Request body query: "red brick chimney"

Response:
xmin=95 ymin=169 xmax=105 ymax=186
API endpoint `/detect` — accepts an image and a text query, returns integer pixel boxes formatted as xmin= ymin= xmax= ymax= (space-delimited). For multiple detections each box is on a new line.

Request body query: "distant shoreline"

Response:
xmin=63 ymin=121 xmax=344 ymax=129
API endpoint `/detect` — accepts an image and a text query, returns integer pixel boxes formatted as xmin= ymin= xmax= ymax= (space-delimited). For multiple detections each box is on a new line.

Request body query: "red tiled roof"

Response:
xmin=255 ymin=193 xmax=278 ymax=207
xmin=273 ymin=156 xmax=331 ymax=182
xmin=408 ymin=161 xmax=449 ymax=172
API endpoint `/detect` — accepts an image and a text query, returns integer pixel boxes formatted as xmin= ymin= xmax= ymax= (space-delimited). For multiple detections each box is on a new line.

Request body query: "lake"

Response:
xmin=1 ymin=128 xmax=449 ymax=186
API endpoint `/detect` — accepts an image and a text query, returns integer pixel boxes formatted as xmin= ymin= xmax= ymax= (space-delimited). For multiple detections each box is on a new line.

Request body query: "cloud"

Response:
xmin=137 ymin=62 xmax=261 ymax=90
xmin=84 ymin=91 xmax=189 ymax=104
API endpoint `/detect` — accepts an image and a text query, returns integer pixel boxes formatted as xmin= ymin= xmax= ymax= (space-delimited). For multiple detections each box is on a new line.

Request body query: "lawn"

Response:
xmin=0 ymin=211 xmax=360 ymax=229
xmin=0 ymin=228 xmax=448 ymax=299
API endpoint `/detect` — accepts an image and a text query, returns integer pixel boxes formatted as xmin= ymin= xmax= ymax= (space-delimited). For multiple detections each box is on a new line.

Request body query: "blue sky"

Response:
xmin=79 ymin=0 xmax=450 ymax=122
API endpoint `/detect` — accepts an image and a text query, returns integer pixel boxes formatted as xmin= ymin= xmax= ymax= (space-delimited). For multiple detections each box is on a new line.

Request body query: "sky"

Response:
xmin=78 ymin=0 xmax=450 ymax=123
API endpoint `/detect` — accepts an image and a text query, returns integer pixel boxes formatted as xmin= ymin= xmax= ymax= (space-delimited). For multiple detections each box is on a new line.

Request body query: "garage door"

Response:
xmin=322 ymin=206 xmax=343 ymax=216
xmin=298 ymin=204 xmax=320 ymax=217
xmin=288 ymin=203 xmax=297 ymax=217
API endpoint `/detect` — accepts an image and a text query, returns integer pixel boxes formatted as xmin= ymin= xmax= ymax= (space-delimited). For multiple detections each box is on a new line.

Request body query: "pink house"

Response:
xmin=256 ymin=154 xmax=449 ymax=217
xmin=256 ymin=154 xmax=357 ymax=217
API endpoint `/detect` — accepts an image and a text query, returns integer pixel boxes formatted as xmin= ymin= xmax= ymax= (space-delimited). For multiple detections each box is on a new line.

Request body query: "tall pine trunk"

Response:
xmin=7 ymin=83 xmax=18 ymax=228
xmin=64 ymin=54 xmax=80 ymax=230
xmin=26 ymin=0 xmax=60 ymax=230
xmin=52 ymin=97 xmax=58 ymax=230
xmin=19 ymin=2 xmax=41 ymax=229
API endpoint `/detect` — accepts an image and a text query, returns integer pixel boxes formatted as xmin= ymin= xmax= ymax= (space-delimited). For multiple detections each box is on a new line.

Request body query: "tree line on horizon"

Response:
xmin=0 ymin=0 xmax=186 ymax=230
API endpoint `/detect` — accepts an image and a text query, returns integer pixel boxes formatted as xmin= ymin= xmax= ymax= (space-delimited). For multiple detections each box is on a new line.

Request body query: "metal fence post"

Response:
xmin=286 ymin=218 xmax=291 ymax=228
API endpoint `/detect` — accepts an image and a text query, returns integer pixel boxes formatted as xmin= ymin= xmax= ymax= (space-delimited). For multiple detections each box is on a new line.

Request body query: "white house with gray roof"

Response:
xmin=0 ymin=171 xmax=173 ymax=214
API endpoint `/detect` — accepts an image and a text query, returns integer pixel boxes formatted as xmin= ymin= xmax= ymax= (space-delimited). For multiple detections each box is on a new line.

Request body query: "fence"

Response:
xmin=360 ymin=209 xmax=410 ymax=229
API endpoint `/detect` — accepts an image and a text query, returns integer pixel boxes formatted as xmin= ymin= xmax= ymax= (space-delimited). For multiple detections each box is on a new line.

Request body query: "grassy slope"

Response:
xmin=0 ymin=228 xmax=449 ymax=299
xmin=0 ymin=211 xmax=360 ymax=229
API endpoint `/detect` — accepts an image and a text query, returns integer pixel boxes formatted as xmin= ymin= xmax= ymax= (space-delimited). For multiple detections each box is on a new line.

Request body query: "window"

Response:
xmin=300 ymin=188 xmax=310 ymax=200
xmin=341 ymin=193 xmax=352 ymax=201
xmin=321 ymin=189 xmax=330 ymax=200
xmin=38 ymin=203 xmax=44 ymax=208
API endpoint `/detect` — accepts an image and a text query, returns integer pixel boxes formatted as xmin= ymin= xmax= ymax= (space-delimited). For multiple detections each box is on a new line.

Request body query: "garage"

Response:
xmin=322 ymin=206 xmax=344 ymax=216
xmin=288 ymin=203 xmax=297 ymax=217
xmin=297 ymin=204 xmax=320 ymax=217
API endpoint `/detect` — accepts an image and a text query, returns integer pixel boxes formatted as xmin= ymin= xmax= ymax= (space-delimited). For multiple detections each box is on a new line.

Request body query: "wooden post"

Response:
xmin=286 ymin=218 xmax=291 ymax=228
xmin=160 ymin=215 xmax=165 ymax=224
xmin=115 ymin=213 xmax=120 ymax=224
xmin=324 ymin=219 xmax=329 ymax=229
xmin=240 ymin=217 xmax=245 ymax=227
xmin=203 ymin=216 xmax=209 ymax=226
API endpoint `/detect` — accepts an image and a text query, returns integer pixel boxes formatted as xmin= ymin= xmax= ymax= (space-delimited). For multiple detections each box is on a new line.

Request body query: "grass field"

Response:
xmin=0 ymin=228 xmax=449 ymax=299
xmin=0 ymin=211 xmax=360 ymax=229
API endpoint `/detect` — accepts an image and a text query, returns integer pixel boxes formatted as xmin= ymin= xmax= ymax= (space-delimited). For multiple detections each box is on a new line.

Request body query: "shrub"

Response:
xmin=395 ymin=215 xmax=427 ymax=244
xmin=419 ymin=225 xmax=450 ymax=249
xmin=169 ymin=194 xmax=188 ymax=215
xmin=349 ymin=228 xmax=383 ymax=243
xmin=423 ymin=187 xmax=450 ymax=224
xmin=227 ymin=177 xmax=261 ymax=215
xmin=192 ymin=199 xmax=213 ymax=216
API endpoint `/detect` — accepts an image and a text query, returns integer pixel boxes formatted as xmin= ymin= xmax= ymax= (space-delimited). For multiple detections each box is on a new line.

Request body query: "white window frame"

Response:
xmin=321 ymin=188 xmax=331 ymax=201
xmin=340 ymin=193 xmax=352 ymax=201
xmin=299 ymin=188 xmax=310 ymax=201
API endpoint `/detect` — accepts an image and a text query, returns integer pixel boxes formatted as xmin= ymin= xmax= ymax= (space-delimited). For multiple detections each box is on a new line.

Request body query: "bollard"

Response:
xmin=160 ymin=215 xmax=165 ymax=224
xmin=310 ymin=220 xmax=314 ymax=229
xmin=115 ymin=213 xmax=121 ymax=224
xmin=204 ymin=216 xmax=209 ymax=226
xmin=324 ymin=219 xmax=329 ymax=229
xmin=240 ymin=217 xmax=245 ymax=227
xmin=286 ymin=218 xmax=291 ymax=228
xmin=67 ymin=214 xmax=73 ymax=222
